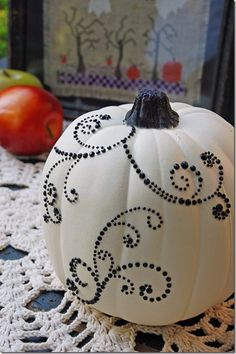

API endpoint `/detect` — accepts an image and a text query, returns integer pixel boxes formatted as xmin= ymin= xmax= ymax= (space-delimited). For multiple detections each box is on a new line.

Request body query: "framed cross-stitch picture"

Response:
xmin=9 ymin=0 xmax=234 ymax=124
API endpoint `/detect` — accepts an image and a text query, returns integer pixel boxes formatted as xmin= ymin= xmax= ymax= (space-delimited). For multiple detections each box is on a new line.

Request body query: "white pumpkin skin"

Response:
xmin=41 ymin=98 xmax=234 ymax=326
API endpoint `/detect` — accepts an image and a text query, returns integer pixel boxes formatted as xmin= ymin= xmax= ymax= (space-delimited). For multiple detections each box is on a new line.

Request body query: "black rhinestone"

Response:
xmin=181 ymin=161 xmax=189 ymax=169
xmin=140 ymin=173 xmax=145 ymax=179
xmin=174 ymin=163 xmax=180 ymax=170
xmin=185 ymin=199 xmax=191 ymax=206
xmin=216 ymin=204 xmax=223 ymax=212
xmin=190 ymin=165 xmax=196 ymax=171
xmin=179 ymin=198 xmax=185 ymax=205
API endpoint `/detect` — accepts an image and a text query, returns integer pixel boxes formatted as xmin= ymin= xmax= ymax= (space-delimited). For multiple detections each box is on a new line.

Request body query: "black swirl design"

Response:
xmin=43 ymin=155 xmax=81 ymax=223
xmin=42 ymin=111 xmax=231 ymax=224
xmin=54 ymin=113 xmax=136 ymax=157
xmin=169 ymin=161 xmax=203 ymax=198
xmin=66 ymin=206 xmax=171 ymax=305
xmin=43 ymin=175 xmax=62 ymax=224
xmin=63 ymin=160 xmax=79 ymax=204
xmin=123 ymin=144 xmax=231 ymax=218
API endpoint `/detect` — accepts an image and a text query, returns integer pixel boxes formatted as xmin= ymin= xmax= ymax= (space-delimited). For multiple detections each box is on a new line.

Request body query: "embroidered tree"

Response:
xmin=144 ymin=17 xmax=177 ymax=81
xmin=63 ymin=7 xmax=103 ymax=74
xmin=103 ymin=16 xmax=136 ymax=79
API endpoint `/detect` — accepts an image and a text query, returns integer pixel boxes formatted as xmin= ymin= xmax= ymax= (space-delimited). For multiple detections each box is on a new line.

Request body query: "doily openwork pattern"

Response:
xmin=0 ymin=146 xmax=234 ymax=352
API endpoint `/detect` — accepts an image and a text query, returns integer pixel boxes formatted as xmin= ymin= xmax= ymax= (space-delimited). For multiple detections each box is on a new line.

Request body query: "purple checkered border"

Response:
xmin=58 ymin=72 xmax=185 ymax=95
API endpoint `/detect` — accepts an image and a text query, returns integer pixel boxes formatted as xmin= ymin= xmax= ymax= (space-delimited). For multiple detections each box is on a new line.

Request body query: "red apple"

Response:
xmin=0 ymin=85 xmax=63 ymax=155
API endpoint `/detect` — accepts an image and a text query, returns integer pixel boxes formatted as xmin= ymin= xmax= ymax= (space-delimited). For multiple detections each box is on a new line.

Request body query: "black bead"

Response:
xmin=174 ymin=163 xmax=180 ymax=170
xmin=181 ymin=161 xmax=189 ymax=169
xmin=185 ymin=199 xmax=191 ymax=206
xmin=216 ymin=204 xmax=223 ymax=212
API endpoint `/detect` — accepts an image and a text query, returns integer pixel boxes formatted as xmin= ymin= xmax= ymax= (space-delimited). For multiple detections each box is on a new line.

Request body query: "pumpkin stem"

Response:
xmin=125 ymin=89 xmax=179 ymax=129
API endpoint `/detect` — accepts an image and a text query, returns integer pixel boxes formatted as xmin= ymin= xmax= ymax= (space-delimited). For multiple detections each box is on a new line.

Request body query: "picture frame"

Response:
xmin=8 ymin=0 xmax=234 ymax=125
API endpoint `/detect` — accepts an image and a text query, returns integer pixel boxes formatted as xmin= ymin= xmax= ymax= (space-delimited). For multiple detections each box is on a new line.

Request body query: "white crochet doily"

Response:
xmin=0 ymin=146 xmax=234 ymax=352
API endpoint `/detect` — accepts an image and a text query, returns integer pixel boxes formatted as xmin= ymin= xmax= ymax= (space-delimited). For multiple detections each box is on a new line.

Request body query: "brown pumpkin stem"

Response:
xmin=125 ymin=89 xmax=179 ymax=129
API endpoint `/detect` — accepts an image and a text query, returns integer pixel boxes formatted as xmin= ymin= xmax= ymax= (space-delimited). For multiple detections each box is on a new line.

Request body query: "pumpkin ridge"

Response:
xmin=152 ymin=128 xmax=200 ymax=320
xmin=180 ymin=204 xmax=201 ymax=320
xmin=116 ymin=136 xmax=137 ymax=316
xmin=213 ymin=182 xmax=233 ymax=305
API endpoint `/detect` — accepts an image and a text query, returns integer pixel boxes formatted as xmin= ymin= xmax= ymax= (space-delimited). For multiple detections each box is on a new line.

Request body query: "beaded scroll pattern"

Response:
xmin=43 ymin=111 xmax=231 ymax=224
xmin=42 ymin=111 xmax=231 ymax=304
xmin=0 ymin=146 xmax=234 ymax=352
xmin=65 ymin=206 xmax=173 ymax=305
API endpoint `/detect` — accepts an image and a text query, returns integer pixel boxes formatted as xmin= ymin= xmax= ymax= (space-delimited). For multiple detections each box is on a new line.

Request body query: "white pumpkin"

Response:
xmin=41 ymin=90 xmax=234 ymax=325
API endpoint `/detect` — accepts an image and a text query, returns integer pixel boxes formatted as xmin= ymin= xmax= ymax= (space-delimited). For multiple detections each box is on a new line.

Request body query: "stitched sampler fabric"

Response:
xmin=43 ymin=0 xmax=210 ymax=104
xmin=0 ymin=146 xmax=234 ymax=352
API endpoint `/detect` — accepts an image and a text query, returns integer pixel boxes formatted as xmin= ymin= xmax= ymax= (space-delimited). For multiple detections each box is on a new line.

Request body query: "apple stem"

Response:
xmin=2 ymin=69 xmax=11 ymax=78
xmin=46 ymin=123 xmax=54 ymax=140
